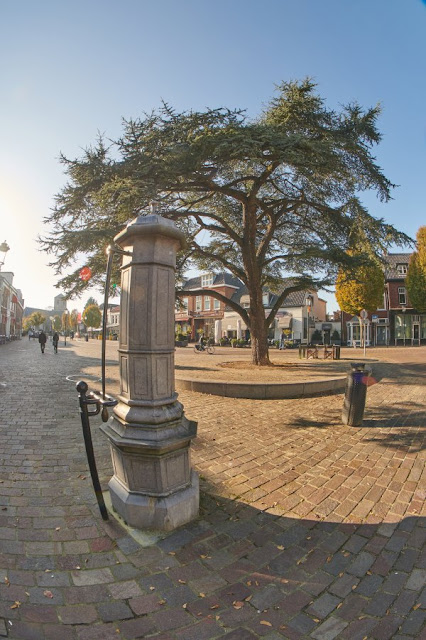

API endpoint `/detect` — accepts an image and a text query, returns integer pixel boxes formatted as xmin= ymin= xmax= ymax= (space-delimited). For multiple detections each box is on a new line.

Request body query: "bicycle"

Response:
xmin=193 ymin=343 xmax=215 ymax=354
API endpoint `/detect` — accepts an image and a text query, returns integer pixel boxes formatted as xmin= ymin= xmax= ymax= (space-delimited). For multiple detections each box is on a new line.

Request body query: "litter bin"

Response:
xmin=342 ymin=362 xmax=369 ymax=426
xmin=333 ymin=345 xmax=341 ymax=360
xmin=298 ymin=345 xmax=307 ymax=359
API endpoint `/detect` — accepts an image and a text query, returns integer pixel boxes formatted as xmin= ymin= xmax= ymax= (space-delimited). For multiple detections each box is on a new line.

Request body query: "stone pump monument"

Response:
xmin=101 ymin=211 xmax=199 ymax=531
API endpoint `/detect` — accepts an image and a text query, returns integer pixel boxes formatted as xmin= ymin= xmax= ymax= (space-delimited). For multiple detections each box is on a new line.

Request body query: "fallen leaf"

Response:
xmin=168 ymin=551 xmax=176 ymax=556
xmin=313 ymin=618 xmax=320 ymax=623
xmin=158 ymin=599 xmax=166 ymax=605
xmin=43 ymin=590 xmax=54 ymax=599
xmin=276 ymin=545 xmax=285 ymax=550
xmin=413 ymin=603 xmax=421 ymax=610
xmin=178 ymin=579 xmax=186 ymax=584
xmin=11 ymin=601 xmax=21 ymax=609
xmin=149 ymin=586 xmax=155 ymax=591
xmin=210 ymin=604 xmax=219 ymax=610
xmin=182 ymin=603 xmax=188 ymax=609
xmin=55 ymin=527 xmax=61 ymax=531
xmin=4 ymin=577 xmax=10 ymax=586
xmin=326 ymin=556 xmax=332 ymax=563
xmin=260 ymin=620 xmax=272 ymax=627
xmin=199 ymin=592 xmax=206 ymax=598
xmin=233 ymin=601 xmax=244 ymax=610
xmin=245 ymin=595 xmax=252 ymax=602
xmin=246 ymin=580 xmax=252 ymax=586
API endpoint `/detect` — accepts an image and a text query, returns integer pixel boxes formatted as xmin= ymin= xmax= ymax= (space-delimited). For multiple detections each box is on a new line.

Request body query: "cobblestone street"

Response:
xmin=0 ymin=338 xmax=425 ymax=639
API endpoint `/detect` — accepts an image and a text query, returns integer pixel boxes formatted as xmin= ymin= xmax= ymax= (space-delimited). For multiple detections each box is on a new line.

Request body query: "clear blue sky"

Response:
xmin=1 ymin=0 xmax=425 ymax=312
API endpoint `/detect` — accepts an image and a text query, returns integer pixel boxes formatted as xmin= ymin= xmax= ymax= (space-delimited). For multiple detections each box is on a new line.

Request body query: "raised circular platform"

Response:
xmin=175 ymin=375 xmax=346 ymax=399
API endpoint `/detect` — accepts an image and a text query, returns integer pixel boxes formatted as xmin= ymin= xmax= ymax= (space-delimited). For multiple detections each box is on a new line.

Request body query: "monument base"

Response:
xmin=108 ymin=470 xmax=199 ymax=531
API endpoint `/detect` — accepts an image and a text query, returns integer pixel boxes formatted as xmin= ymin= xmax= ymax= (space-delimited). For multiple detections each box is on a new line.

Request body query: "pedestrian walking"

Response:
xmin=279 ymin=329 xmax=286 ymax=350
xmin=38 ymin=330 xmax=47 ymax=354
xmin=52 ymin=331 xmax=59 ymax=354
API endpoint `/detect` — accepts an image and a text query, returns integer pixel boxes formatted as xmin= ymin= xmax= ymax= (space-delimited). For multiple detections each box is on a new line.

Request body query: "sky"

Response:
xmin=1 ymin=0 xmax=425 ymax=313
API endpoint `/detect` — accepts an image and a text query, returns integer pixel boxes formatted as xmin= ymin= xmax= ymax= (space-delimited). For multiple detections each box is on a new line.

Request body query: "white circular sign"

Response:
xmin=360 ymin=309 xmax=368 ymax=319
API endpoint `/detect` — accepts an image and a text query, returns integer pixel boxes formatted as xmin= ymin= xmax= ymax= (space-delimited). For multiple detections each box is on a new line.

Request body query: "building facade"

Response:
xmin=341 ymin=253 xmax=426 ymax=346
xmin=175 ymin=273 xmax=243 ymax=340
xmin=0 ymin=272 xmax=24 ymax=339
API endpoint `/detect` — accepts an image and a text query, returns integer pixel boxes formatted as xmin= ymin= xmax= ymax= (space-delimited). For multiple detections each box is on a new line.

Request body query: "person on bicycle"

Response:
xmin=52 ymin=331 xmax=59 ymax=354
xmin=198 ymin=332 xmax=205 ymax=350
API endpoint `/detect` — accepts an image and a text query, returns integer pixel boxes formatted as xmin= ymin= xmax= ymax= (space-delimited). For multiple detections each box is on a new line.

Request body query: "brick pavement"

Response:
xmin=0 ymin=338 xmax=425 ymax=639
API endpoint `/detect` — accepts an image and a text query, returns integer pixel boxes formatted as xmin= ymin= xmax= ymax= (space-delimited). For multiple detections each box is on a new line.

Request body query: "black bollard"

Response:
xmin=342 ymin=362 xmax=369 ymax=427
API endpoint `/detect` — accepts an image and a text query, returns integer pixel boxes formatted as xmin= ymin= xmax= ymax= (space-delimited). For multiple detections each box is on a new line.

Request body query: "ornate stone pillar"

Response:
xmin=101 ymin=213 xmax=199 ymax=531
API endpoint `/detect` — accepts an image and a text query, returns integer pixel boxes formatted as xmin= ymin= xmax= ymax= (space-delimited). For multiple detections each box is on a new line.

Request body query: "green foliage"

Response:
xmin=82 ymin=304 xmax=102 ymax=329
xmin=84 ymin=297 xmax=98 ymax=309
xmin=406 ymin=227 xmax=426 ymax=313
xmin=70 ymin=309 xmax=79 ymax=331
xmin=52 ymin=315 xmax=61 ymax=331
xmin=29 ymin=312 xmax=46 ymax=328
xmin=40 ymin=79 xmax=410 ymax=364
xmin=336 ymin=261 xmax=384 ymax=316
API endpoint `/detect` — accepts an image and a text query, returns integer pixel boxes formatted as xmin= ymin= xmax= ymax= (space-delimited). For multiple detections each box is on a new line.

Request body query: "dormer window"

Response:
xmin=397 ymin=264 xmax=408 ymax=275
xmin=201 ymin=273 xmax=214 ymax=287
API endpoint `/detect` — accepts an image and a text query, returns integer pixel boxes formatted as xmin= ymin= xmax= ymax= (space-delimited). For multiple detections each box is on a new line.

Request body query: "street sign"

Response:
xmin=360 ymin=309 xmax=368 ymax=320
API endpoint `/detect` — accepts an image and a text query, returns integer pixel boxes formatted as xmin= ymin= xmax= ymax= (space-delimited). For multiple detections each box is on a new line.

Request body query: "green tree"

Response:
xmin=82 ymin=304 xmax=102 ymax=330
xmin=84 ymin=297 xmax=98 ymax=309
xmin=61 ymin=311 xmax=70 ymax=335
xmin=29 ymin=312 xmax=46 ymax=329
xmin=40 ymin=79 xmax=409 ymax=365
xmin=70 ymin=309 xmax=79 ymax=332
xmin=336 ymin=247 xmax=385 ymax=348
xmin=52 ymin=315 xmax=61 ymax=332
xmin=406 ymin=227 xmax=426 ymax=313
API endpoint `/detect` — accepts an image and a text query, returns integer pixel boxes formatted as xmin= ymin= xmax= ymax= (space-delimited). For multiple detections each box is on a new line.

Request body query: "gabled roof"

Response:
xmin=230 ymin=284 xmax=313 ymax=309
xmin=182 ymin=272 xmax=243 ymax=291
xmin=384 ymin=253 xmax=411 ymax=279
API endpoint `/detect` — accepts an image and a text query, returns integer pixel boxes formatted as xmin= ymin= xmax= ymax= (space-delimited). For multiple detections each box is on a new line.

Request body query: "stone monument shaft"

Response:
xmin=101 ymin=213 xmax=198 ymax=531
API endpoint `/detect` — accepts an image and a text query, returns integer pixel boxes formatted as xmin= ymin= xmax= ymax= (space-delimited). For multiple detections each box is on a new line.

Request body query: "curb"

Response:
xmin=175 ymin=376 xmax=347 ymax=399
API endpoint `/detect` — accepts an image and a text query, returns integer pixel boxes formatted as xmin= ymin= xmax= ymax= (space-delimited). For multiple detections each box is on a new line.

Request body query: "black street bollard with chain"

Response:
xmin=76 ymin=381 xmax=118 ymax=520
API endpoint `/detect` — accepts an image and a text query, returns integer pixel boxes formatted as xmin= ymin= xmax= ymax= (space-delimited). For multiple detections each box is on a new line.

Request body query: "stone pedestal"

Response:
xmin=101 ymin=213 xmax=199 ymax=531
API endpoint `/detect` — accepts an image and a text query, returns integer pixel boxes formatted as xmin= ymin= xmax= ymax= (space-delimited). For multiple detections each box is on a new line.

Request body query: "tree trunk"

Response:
xmin=249 ymin=291 xmax=271 ymax=366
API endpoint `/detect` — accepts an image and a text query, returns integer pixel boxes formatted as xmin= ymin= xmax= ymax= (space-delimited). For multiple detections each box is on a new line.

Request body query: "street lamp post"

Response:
xmin=0 ymin=241 xmax=10 ymax=271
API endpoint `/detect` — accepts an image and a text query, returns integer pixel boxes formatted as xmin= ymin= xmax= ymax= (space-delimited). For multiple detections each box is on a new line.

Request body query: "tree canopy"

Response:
xmin=41 ymin=79 xmax=410 ymax=364
xmin=406 ymin=226 xmax=426 ymax=313
xmin=82 ymin=304 xmax=102 ymax=329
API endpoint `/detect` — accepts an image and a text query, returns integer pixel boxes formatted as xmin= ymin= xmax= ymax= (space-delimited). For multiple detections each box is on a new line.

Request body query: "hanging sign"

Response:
xmin=80 ymin=267 xmax=92 ymax=281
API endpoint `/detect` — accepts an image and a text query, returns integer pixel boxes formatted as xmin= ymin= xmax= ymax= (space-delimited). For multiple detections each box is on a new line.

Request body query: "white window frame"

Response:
xmin=182 ymin=297 xmax=188 ymax=310
xmin=397 ymin=264 xmax=408 ymax=275
xmin=398 ymin=287 xmax=407 ymax=306
xmin=214 ymin=298 xmax=220 ymax=310
xmin=201 ymin=273 xmax=214 ymax=287
xmin=204 ymin=296 xmax=211 ymax=311
xmin=195 ymin=296 xmax=202 ymax=311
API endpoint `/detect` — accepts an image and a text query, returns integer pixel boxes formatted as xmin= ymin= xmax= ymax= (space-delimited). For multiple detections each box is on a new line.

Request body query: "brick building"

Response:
xmin=341 ymin=253 xmax=426 ymax=346
xmin=175 ymin=272 xmax=242 ymax=341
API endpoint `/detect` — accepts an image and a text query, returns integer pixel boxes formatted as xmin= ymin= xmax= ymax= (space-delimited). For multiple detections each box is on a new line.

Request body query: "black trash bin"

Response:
xmin=333 ymin=345 xmax=341 ymax=360
xmin=298 ymin=345 xmax=307 ymax=359
xmin=342 ymin=362 xmax=369 ymax=426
